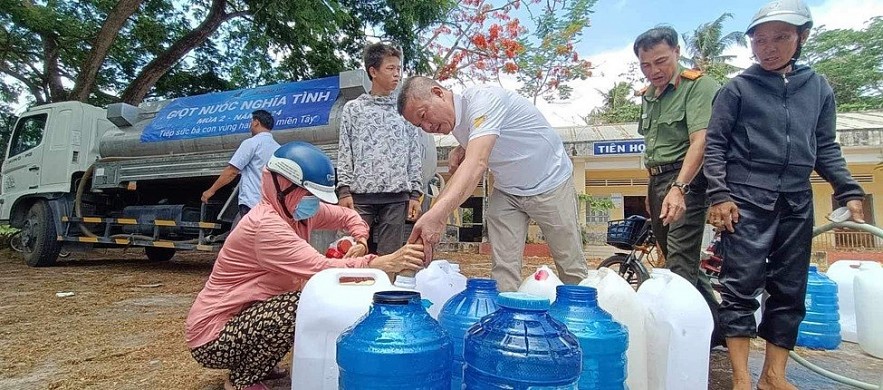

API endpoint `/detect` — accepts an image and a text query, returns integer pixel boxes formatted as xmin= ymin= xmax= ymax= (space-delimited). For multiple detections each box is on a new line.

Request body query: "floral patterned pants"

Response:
xmin=191 ymin=291 xmax=301 ymax=389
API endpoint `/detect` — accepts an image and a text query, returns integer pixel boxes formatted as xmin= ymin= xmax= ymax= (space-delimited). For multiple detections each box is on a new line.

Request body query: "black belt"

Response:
xmin=647 ymin=161 xmax=683 ymax=176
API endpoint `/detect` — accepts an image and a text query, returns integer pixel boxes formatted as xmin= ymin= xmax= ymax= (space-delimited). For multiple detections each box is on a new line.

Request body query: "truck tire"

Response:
xmin=145 ymin=246 xmax=176 ymax=262
xmin=21 ymin=201 xmax=62 ymax=267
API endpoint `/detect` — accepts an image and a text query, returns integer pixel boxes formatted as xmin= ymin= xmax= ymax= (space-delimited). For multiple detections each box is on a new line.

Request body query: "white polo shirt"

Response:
xmin=452 ymin=85 xmax=572 ymax=196
xmin=229 ymin=132 xmax=280 ymax=208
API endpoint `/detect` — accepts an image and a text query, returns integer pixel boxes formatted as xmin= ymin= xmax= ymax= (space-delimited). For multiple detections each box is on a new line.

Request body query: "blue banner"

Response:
xmin=141 ymin=75 xmax=340 ymax=142
xmin=592 ymin=140 xmax=646 ymax=155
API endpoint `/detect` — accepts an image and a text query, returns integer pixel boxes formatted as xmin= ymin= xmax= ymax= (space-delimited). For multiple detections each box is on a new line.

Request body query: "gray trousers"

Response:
xmin=648 ymin=169 xmax=722 ymax=345
xmin=355 ymin=202 xmax=407 ymax=256
xmin=487 ymin=178 xmax=588 ymax=292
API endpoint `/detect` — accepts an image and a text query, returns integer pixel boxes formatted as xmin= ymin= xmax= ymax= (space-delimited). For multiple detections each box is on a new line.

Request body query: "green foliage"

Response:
xmin=423 ymin=0 xmax=595 ymax=103
xmin=680 ymin=13 xmax=746 ymax=85
xmin=578 ymin=194 xmax=613 ymax=211
xmin=0 ymin=0 xmax=453 ymax=106
xmin=804 ymin=17 xmax=883 ymax=112
xmin=583 ymin=81 xmax=641 ymax=124
xmin=515 ymin=0 xmax=596 ymax=103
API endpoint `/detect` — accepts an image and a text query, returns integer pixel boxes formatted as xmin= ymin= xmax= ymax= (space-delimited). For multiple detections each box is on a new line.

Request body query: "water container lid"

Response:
xmin=467 ymin=278 xmax=498 ymax=290
xmin=373 ymin=290 xmax=421 ymax=304
xmin=809 ymin=265 xmax=818 ymax=272
xmin=497 ymin=292 xmax=550 ymax=311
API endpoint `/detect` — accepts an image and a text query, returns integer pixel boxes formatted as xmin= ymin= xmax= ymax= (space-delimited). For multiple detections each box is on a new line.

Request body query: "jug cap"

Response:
xmin=497 ymin=292 xmax=550 ymax=311
xmin=467 ymin=278 xmax=498 ymax=290
xmin=373 ymin=290 xmax=421 ymax=304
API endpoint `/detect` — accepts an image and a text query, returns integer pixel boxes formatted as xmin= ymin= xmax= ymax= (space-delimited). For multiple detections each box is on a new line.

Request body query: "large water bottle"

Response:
xmin=855 ymin=266 xmax=883 ymax=358
xmin=637 ymin=268 xmax=712 ymax=390
xmin=337 ymin=291 xmax=453 ymax=389
xmin=796 ymin=265 xmax=841 ymax=350
xmin=438 ymin=278 xmax=500 ymax=390
xmin=581 ymin=269 xmax=648 ymax=390
xmin=550 ymin=285 xmax=628 ymax=390
xmin=417 ymin=260 xmax=469 ymax=319
xmin=292 ymin=268 xmax=402 ymax=389
xmin=826 ymin=260 xmax=881 ymax=343
xmin=518 ymin=265 xmax=563 ymax=302
xmin=464 ymin=292 xmax=582 ymax=389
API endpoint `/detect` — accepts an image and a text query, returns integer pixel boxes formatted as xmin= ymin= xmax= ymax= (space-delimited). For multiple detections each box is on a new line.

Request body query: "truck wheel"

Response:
xmin=21 ymin=201 xmax=62 ymax=267
xmin=145 ymin=246 xmax=176 ymax=262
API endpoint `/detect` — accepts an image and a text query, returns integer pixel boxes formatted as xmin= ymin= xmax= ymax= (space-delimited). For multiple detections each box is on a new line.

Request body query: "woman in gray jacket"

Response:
xmin=704 ymin=1 xmax=866 ymax=389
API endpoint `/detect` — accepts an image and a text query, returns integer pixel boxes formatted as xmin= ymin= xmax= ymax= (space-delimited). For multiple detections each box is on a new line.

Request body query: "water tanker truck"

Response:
xmin=0 ymin=70 xmax=437 ymax=267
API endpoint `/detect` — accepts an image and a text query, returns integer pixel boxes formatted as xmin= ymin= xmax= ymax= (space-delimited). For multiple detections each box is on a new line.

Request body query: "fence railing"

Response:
xmin=812 ymin=230 xmax=882 ymax=251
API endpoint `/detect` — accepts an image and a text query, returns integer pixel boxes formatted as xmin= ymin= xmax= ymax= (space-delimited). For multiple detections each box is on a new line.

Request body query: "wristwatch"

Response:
xmin=671 ymin=181 xmax=691 ymax=194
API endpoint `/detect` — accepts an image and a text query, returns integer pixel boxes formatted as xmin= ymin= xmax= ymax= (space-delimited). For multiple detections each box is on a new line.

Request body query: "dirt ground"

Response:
xmin=0 ymin=248 xmax=880 ymax=389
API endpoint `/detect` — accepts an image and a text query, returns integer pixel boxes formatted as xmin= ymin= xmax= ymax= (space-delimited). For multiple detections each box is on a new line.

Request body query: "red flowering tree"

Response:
xmin=421 ymin=0 xmax=595 ymax=103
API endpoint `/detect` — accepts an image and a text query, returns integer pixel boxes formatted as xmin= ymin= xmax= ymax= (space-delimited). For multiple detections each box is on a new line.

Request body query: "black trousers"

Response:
xmin=355 ymin=201 xmax=408 ymax=256
xmin=719 ymin=195 xmax=813 ymax=349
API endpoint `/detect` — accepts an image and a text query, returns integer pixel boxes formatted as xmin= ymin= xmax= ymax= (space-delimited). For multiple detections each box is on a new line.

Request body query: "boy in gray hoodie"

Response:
xmin=337 ymin=43 xmax=423 ymax=256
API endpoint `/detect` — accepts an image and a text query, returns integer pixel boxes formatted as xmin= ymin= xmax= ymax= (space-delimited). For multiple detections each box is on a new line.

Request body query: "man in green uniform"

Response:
xmin=634 ymin=26 xmax=724 ymax=348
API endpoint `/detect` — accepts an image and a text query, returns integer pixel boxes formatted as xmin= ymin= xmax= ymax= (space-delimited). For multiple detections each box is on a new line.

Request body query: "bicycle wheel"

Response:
xmin=599 ymin=254 xmax=650 ymax=289
xmin=8 ymin=231 xmax=23 ymax=252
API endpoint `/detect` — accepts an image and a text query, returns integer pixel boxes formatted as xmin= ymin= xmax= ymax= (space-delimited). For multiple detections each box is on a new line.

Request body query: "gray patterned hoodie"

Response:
xmin=337 ymin=92 xmax=423 ymax=203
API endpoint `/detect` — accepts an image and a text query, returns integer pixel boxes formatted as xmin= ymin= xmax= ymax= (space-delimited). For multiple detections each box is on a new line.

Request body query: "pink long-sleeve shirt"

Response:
xmin=185 ymin=170 xmax=375 ymax=349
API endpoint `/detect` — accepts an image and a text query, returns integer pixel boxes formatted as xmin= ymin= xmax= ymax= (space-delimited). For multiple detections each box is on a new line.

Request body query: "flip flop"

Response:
xmin=264 ymin=366 xmax=289 ymax=380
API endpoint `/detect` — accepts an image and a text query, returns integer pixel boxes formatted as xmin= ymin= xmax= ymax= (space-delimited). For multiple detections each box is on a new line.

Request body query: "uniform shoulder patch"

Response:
xmin=680 ymin=68 xmax=703 ymax=80
xmin=472 ymin=115 xmax=486 ymax=129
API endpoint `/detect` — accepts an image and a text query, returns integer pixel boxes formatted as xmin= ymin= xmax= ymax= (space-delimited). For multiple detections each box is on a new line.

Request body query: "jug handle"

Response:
xmin=311 ymin=268 xmax=393 ymax=288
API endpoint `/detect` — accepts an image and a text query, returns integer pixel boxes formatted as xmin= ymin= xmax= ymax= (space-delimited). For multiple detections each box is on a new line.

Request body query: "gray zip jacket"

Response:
xmin=337 ymin=92 xmax=422 ymax=201
xmin=705 ymin=64 xmax=864 ymax=207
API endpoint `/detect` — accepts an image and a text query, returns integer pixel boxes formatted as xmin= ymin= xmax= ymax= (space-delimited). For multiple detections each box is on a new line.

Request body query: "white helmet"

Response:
xmin=747 ymin=0 xmax=813 ymax=34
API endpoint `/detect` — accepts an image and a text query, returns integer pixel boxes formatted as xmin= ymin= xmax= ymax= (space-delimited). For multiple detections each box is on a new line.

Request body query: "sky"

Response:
xmin=525 ymin=0 xmax=883 ymax=126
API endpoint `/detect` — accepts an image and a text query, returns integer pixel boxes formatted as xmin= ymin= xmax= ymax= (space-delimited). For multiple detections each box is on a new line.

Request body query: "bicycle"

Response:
xmin=9 ymin=230 xmax=70 ymax=258
xmin=598 ymin=215 xmax=658 ymax=288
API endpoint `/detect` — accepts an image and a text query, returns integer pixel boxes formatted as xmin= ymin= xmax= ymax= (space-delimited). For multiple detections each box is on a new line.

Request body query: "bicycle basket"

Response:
xmin=606 ymin=216 xmax=647 ymax=250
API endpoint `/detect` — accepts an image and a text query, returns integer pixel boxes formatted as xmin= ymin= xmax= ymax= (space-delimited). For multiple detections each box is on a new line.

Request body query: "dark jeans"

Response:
xmin=648 ymin=169 xmax=722 ymax=346
xmin=719 ymin=194 xmax=813 ymax=349
xmin=355 ymin=202 xmax=407 ymax=256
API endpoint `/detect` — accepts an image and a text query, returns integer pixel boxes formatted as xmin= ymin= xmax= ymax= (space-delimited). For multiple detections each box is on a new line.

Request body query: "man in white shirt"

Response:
xmin=397 ymin=77 xmax=588 ymax=291
xmin=202 ymin=110 xmax=281 ymax=217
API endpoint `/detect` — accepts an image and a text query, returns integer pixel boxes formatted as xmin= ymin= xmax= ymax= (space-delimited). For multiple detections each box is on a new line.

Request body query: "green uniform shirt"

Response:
xmin=638 ymin=66 xmax=720 ymax=167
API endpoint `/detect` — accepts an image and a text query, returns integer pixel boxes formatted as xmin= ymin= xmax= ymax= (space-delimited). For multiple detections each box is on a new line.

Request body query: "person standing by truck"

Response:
xmin=186 ymin=142 xmax=424 ymax=390
xmin=336 ymin=42 xmax=423 ymax=256
xmin=202 ymin=109 xmax=280 ymax=218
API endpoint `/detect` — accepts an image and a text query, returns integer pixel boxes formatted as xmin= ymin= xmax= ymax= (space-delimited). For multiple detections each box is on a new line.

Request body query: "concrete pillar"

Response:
xmin=571 ymin=157 xmax=588 ymax=227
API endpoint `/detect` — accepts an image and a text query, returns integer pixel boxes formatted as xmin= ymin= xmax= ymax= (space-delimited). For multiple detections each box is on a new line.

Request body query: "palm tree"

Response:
xmin=681 ymin=13 xmax=747 ymax=83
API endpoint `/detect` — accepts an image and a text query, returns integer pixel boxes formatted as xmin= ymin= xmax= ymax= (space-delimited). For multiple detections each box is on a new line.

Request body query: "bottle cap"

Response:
xmin=497 ymin=292 xmax=550 ymax=311
xmin=373 ymin=290 xmax=420 ymax=304
xmin=394 ymin=275 xmax=417 ymax=289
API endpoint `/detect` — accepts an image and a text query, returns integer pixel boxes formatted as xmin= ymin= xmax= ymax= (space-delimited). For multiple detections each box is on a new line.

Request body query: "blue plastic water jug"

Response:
xmin=337 ymin=290 xmax=453 ymax=389
xmin=438 ymin=278 xmax=500 ymax=390
xmin=550 ymin=285 xmax=628 ymax=390
xmin=464 ymin=292 xmax=582 ymax=389
xmin=796 ymin=265 xmax=841 ymax=350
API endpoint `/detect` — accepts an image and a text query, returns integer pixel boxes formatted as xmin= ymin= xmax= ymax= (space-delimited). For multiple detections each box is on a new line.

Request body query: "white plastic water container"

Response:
xmin=581 ymin=268 xmax=650 ymax=390
xmin=291 ymin=268 xmax=402 ymax=389
xmin=415 ymin=259 xmax=468 ymax=318
xmin=827 ymin=260 xmax=882 ymax=343
xmin=854 ymin=266 xmax=883 ymax=358
xmin=518 ymin=265 xmax=563 ymax=302
xmin=637 ymin=268 xmax=713 ymax=390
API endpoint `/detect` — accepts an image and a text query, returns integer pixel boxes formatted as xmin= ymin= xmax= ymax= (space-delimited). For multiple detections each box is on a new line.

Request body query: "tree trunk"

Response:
xmin=70 ymin=0 xmax=144 ymax=102
xmin=42 ymin=33 xmax=67 ymax=102
xmin=120 ymin=0 xmax=243 ymax=104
